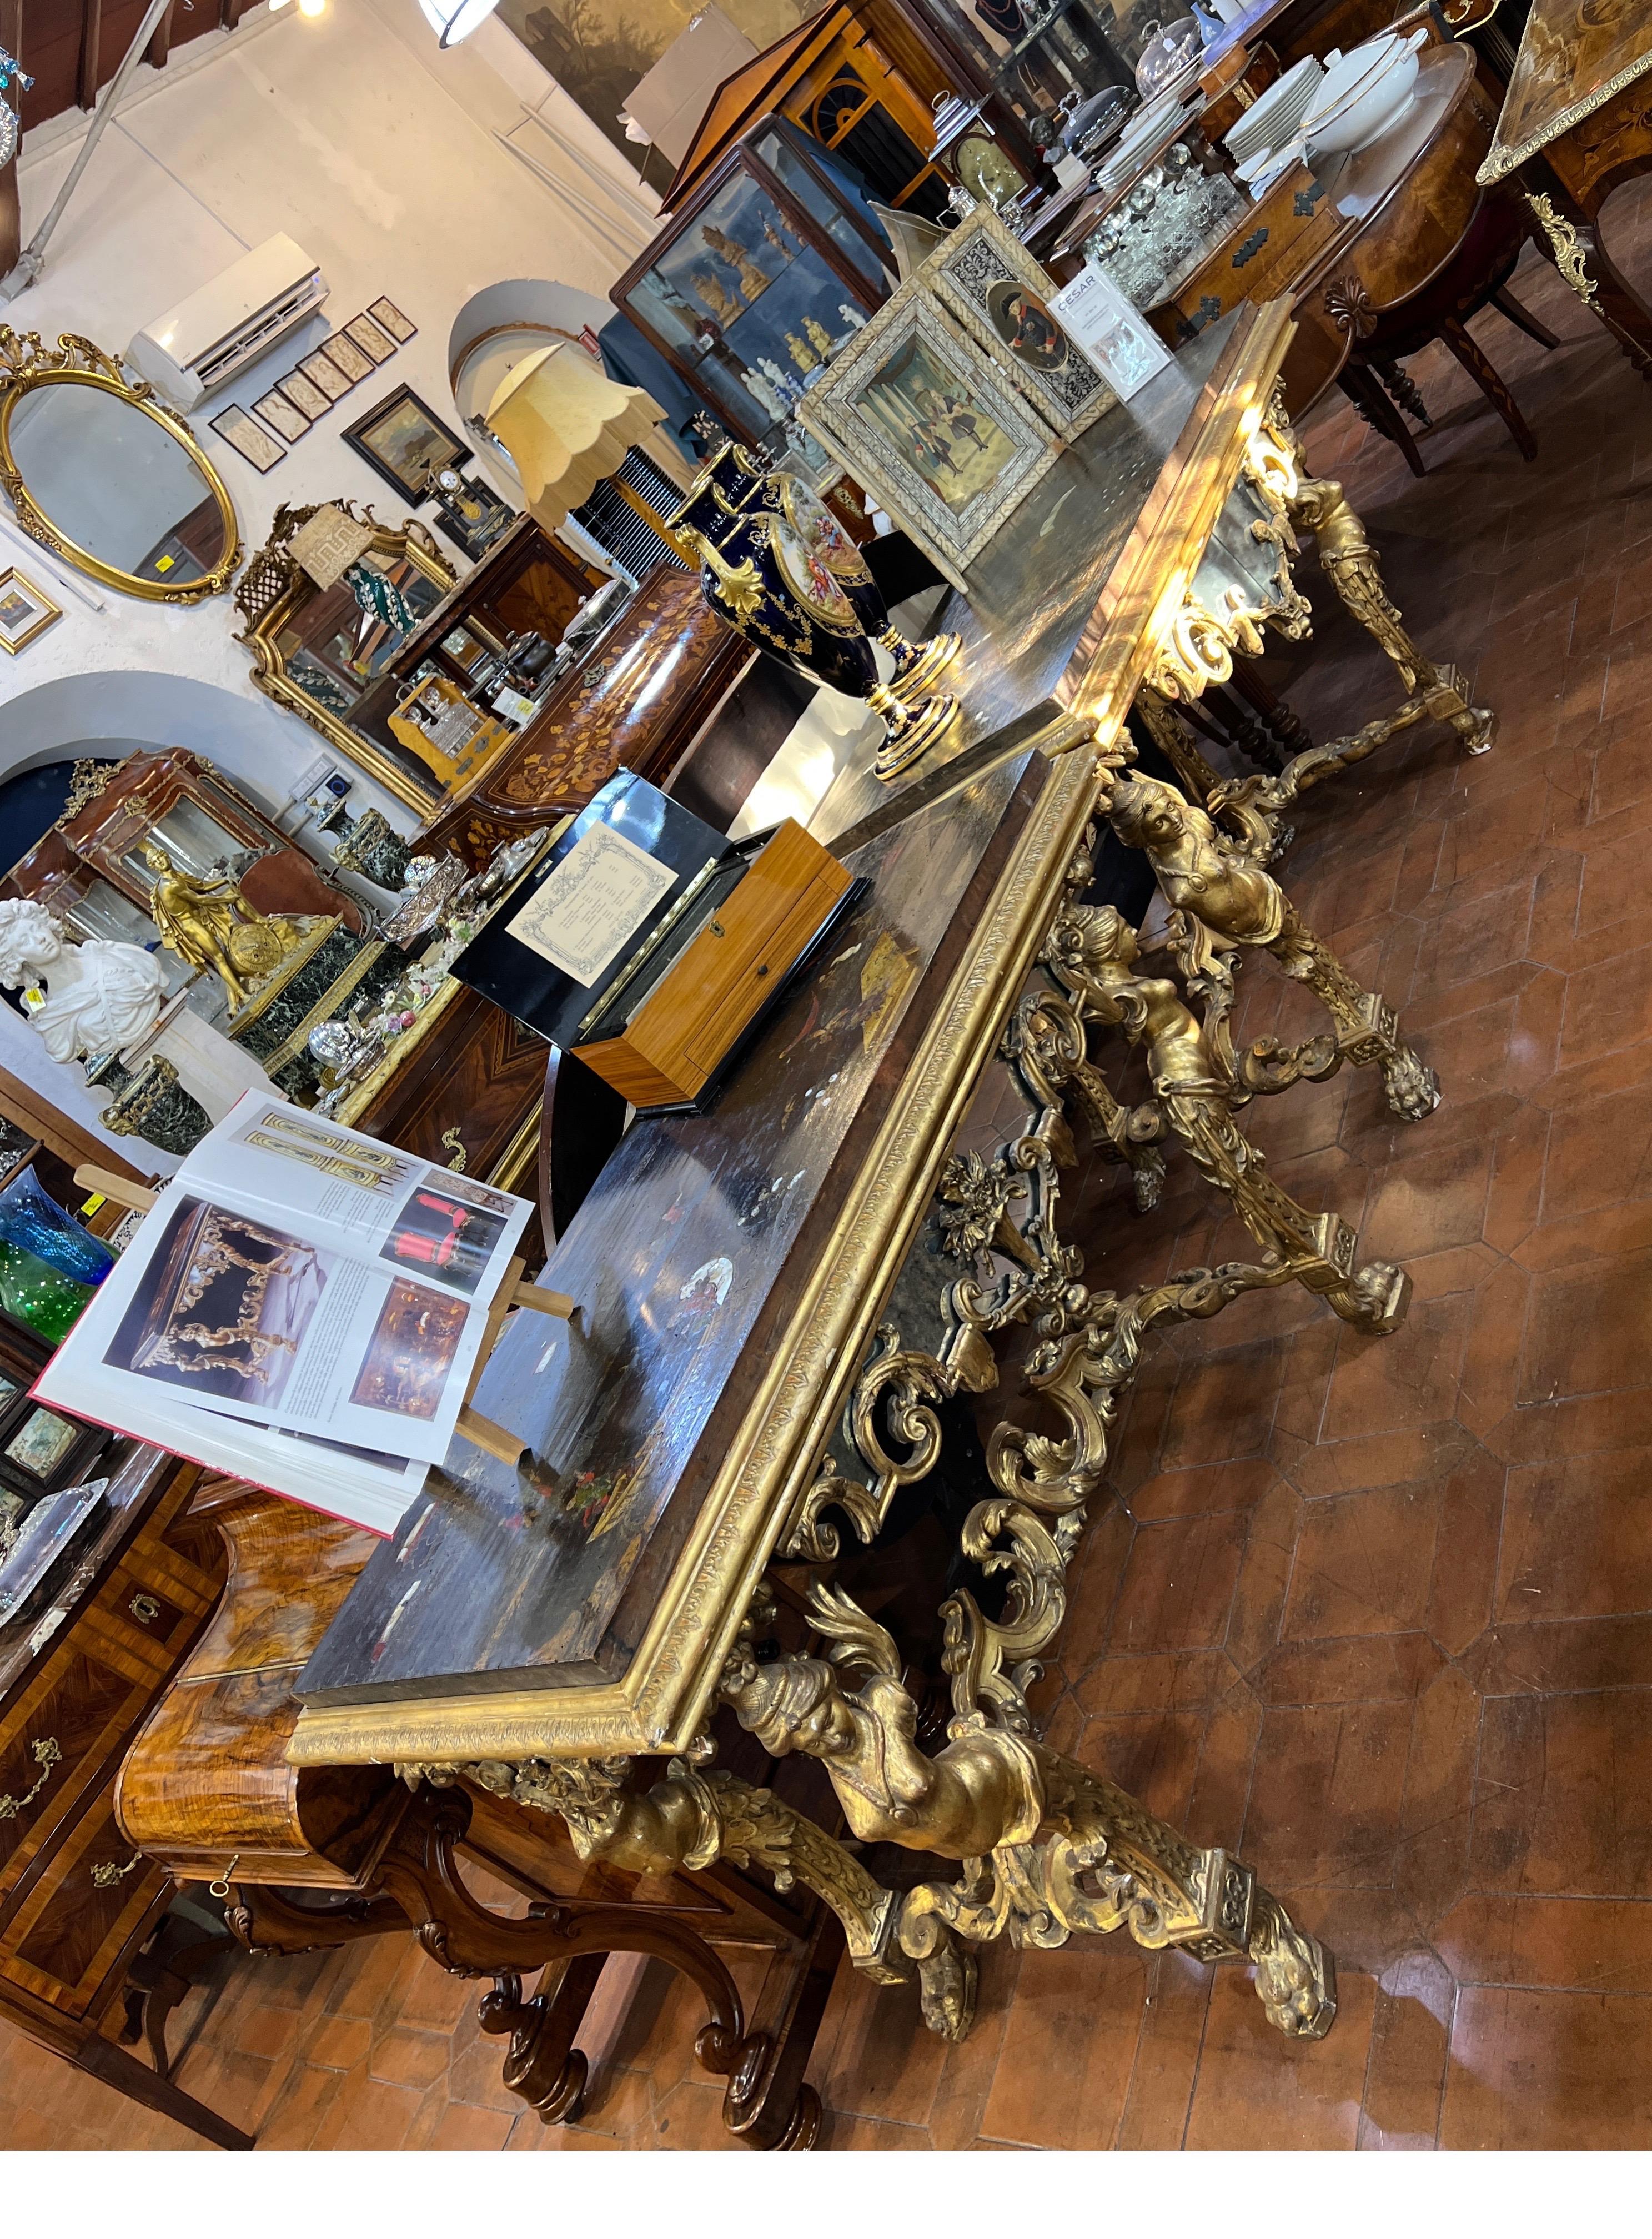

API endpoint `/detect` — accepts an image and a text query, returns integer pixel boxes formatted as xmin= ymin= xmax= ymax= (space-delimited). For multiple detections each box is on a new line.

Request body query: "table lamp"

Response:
xmin=484 ymin=342 xmax=689 ymax=548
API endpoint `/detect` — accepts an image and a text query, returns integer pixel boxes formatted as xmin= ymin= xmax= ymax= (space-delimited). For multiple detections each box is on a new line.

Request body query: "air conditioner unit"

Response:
xmin=125 ymin=235 xmax=329 ymax=413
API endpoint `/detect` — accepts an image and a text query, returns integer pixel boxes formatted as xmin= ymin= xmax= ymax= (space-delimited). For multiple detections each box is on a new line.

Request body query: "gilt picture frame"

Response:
xmin=0 ymin=567 xmax=62 ymax=652
xmin=798 ymin=287 xmax=1060 ymax=589
xmin=928 ymin=206 xmax=1118 ymax=440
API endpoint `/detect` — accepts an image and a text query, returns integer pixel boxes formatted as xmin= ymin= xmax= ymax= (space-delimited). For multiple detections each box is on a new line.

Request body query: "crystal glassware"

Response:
xmin=0 ymin=1237 xmax=94 ymax=1345
xmin=0 ymin=1168 xmax=114 ymax=1287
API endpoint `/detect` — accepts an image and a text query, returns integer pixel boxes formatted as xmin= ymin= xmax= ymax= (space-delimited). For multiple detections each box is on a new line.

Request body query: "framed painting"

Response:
xmin=0 ymin=568 xmax=62 ymax=653
xmin=343 ymin=385 xmax=471 ymax=505
xmin=928 ymin=207 xmax=1117 ymax=439
xmin=799 ymin=288 xmax=1060 ymax=588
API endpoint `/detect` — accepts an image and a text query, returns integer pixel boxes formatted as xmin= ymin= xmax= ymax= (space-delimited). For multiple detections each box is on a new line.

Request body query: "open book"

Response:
xmin=36 ymin=1092 xmax=533 ymax=1535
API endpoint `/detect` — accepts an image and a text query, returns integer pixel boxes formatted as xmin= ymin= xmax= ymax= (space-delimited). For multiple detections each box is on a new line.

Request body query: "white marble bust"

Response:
xmin=0 ymin=897 xmax=167 ymax=1067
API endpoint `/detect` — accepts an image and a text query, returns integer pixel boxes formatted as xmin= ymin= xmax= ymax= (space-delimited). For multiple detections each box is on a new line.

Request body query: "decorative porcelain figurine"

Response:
xmin=741 ymin=367 xmax=787 ymax=424
xmin=668 ymin=444 xmax=958 ymax=781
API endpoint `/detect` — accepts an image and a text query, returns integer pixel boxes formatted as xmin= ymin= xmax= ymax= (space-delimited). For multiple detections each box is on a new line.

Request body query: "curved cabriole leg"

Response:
xmin=1288 ymin=465 xmax=1495 ymax=758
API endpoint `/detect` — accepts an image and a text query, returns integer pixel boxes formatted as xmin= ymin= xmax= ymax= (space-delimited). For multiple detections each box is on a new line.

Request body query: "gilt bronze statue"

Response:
xmin=142 ymin=842 xmax=304 ymax=1011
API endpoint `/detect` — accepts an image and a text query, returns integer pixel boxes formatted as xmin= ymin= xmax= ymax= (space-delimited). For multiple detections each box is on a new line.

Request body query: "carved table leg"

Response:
xmin=421 ymin=1760 xmax=907 ymax=2148
xmin=1102 ymin=771 xmax=1439 ymax=1128
xmin=478 ymin=1956 xmax=603 ymax=2125
xmin=1231 ymin=656 xmax=1314 ymax=761
xmin=1372 ymin=356 xmax=1432 ymax=429
xmin=1523 ymin=182 xmax=1652 ymax=386
xmin=1439 ymin=315 xmax=1537 ymax=462
xmin=1287 ymin=466 xmax=1495 ymax=759
xmin=898 ymin=1745 xmax=1334 ymax=2043
xmin=719 ymin=1597 xmax=1337 ymax=2047
xmin=1338 ymin=363 xmax=1427 ymax=478
xmin=1263 ymin=899 xmax=1439 ymax=1122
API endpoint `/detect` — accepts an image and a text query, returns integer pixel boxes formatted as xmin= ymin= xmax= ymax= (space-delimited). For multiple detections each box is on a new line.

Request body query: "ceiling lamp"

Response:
xmin=417 ymin=0 xmax=503 ymax=45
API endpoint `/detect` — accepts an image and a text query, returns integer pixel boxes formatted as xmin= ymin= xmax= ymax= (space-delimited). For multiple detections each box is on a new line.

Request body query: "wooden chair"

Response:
xmin=1335 ymin=189 xmax=1558 ymax=474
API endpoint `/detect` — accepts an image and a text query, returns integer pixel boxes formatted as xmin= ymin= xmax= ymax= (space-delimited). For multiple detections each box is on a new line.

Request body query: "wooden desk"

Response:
xmin=123 ymin=300 xmax=1489 ymax=2146
xmin=0 ymin=1449 xmax=247 ymax=2148
xmin=1477 ymin=0 xmax=1652 ymax=382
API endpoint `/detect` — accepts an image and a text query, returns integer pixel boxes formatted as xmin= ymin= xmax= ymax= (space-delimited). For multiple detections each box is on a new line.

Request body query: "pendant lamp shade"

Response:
xmin=417 ymin=0 xmax=502 ymax=47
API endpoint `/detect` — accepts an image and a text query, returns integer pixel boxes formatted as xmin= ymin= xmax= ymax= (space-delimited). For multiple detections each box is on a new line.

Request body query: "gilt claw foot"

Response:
xmin=1381 ymin=1051 xmax=1441 ymax=1123
xmin=1347 ymin=1258 xmax=1411 ymax=1336
xmin=1250 ymin=1899 xmax=1338 ymax=2040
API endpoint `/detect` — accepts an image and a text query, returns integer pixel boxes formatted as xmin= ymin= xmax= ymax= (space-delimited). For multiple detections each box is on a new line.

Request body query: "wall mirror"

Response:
xmin=0 ymin=332 xmax=240 ymax=603
xmin=236 ymin=499 xmax=458 ymax=813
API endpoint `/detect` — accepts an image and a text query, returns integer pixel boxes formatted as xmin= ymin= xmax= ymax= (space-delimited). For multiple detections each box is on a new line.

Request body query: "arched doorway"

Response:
xmin=0 ymin=672 xmax=417 ymax=1172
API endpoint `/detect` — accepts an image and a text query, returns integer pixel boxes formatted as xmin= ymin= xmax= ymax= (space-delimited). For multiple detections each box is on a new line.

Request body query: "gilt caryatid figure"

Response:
xmin=142 ymin=842 xmax=305 ymax=1010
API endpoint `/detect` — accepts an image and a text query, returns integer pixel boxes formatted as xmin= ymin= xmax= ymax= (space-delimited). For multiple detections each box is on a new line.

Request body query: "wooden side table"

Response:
xmin=1477 ymin=0 xmax=1652 ymax=382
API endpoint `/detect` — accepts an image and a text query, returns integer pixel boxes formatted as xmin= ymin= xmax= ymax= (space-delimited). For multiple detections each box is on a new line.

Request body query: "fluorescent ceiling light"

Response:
xmin=418 ymin=0 xmax=503 ymax=44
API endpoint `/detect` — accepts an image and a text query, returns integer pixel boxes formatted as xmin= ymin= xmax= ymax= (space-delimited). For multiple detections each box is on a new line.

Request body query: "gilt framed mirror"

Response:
xmin=235 ymin=499 xmax=458 ymax=813
xmin=0 ymin=332 xmax=241 ymax=603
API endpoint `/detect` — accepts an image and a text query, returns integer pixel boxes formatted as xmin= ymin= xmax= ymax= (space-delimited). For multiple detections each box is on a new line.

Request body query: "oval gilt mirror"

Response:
xmin=0 ymin=333 xmax=240 ymax=603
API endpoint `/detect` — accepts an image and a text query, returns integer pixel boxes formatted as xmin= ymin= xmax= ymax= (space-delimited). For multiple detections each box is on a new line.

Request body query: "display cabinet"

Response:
xmin=0 ymin=1318 xmax=108 ymax=1515
xmin=237 ymin=505 xmax=626 ymax=815
xmin=0 ymin=1447 xmax=248 ymax=2150
xmin=611 ymin=115 xmax=896 ymax=459
xmin=1 ymin=751 xmax=364 ymax=946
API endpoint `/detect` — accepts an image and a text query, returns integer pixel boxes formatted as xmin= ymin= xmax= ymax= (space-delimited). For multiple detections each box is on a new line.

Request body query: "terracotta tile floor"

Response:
xmin=11 ymin=190 xmax=1652 ymax=2150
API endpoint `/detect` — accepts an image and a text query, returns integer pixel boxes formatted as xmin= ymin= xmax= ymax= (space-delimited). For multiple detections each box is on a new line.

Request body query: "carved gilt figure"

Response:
xmin=700 ymin=223 xmax=768 ymax=302
xmin=142 ymin=843 xmax=304 ymax=1010
xmin=1103 ymin=772 xmax=1440 ymax=1122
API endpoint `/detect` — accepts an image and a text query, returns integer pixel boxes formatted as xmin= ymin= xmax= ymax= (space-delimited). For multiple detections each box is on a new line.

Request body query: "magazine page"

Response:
xmin=31 ymin=1351 xmax=424 ymax=1537
xmin=38 ymin=1178 xmax=508 ymax=1464
xmin=179 ymin=1091 xmax=531 ymax=1304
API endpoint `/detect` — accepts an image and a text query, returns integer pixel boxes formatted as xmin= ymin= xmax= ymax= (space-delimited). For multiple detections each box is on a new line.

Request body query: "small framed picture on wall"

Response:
xmin=321 ymin=331 xmax=376 ymax=387
xmin=343 ymin=384 xmax=471 ymax=505
xmin=298 ymin=349 xmax=353 ymax=404
xmin=210 ymin=403 xmax=287 ymax=473
xmin=0 ymin=569 xmax=62 ymax=654
xmin=342 ymin=312 xmax=398 ymax=368
xmin=367 ymin=297 xmax=417 ymax=344
xmin=278 ymin=369 xmax=334 ymax=422
xmin=253 ymin=389 xmax=312 ymax=444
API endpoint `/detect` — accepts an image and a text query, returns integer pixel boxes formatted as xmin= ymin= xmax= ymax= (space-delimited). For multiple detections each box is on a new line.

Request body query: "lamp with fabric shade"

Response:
xmin=484 ymin=343 xmax=690 ymax=546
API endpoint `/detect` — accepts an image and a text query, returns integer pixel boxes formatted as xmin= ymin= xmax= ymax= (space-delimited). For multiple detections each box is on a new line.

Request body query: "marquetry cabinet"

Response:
xmin=0 ymin=1447 xmax=249 ymax=2148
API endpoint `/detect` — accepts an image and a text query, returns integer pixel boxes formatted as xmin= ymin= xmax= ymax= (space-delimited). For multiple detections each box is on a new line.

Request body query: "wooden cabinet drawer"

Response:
xmin=0 ymin=1784 xmax=165 ymax=2018
xmin=0 ymin=1650 xmax=155 ymax=1921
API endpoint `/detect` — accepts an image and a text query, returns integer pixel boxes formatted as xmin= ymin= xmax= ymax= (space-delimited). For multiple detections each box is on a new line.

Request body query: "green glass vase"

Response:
xmin=0 ymin=1238 xmax=94 ymax=1345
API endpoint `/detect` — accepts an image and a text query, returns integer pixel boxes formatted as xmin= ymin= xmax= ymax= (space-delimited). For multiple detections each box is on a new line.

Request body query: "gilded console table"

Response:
xmin=122 ymin=300 xmax=1486 ymax=2148
xmin=1478 ymin=0 xmax=1652 ymax=381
